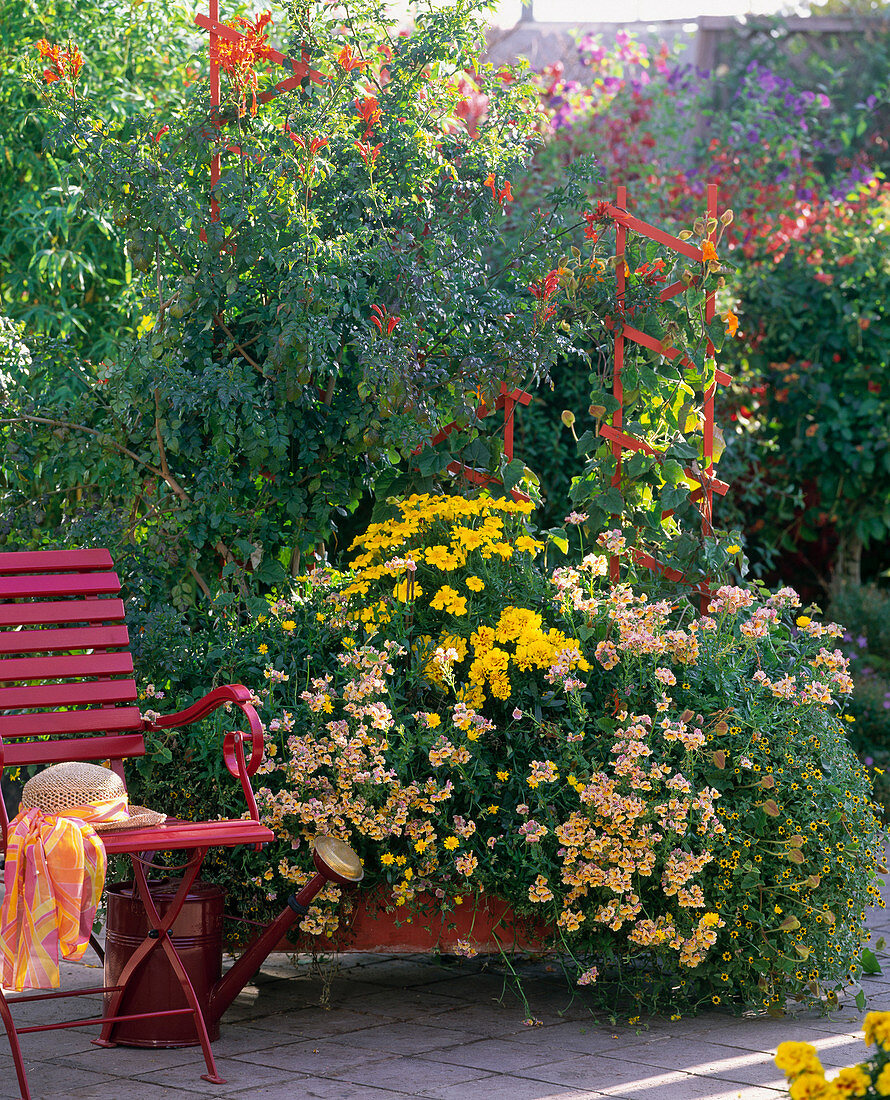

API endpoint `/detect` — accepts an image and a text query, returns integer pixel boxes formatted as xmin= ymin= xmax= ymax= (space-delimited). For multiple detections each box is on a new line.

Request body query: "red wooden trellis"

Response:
xmin=419 ymin=383 xmax=533 ymax=503
xmin=193 ymin=9 xmax=731 ymax=568
xmin=195 ymin=2 xmax=324 ymax=227
xmin=602 ymin=183 xmax=732 ymax=603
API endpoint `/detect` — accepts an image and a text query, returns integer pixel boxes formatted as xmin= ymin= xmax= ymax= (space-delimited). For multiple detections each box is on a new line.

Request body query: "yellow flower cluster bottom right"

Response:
xmin=776 ymin=1014 xmax=890 ymax=1097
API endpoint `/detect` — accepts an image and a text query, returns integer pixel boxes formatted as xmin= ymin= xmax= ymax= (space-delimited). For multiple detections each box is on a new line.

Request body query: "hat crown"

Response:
xmin=21 ymin=762 xmax=125 ymax=815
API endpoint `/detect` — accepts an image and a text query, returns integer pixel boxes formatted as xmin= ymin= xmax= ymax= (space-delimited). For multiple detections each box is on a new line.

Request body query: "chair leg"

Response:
xmin=156 ymin=921 xmax=225 ymax=1083
xmin=0 ymin=989 xmax=31 ymax=1100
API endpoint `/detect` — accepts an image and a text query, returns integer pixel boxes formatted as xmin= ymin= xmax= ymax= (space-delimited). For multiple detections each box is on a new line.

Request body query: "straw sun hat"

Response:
xmin=20 ymin=762 xmax=166 ymax=832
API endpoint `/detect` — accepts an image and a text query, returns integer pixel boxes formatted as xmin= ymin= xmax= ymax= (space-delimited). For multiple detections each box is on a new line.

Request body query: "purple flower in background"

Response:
xmin=580 ymin=40 xmax=607 ymax=66
xmin=858 ymin=634 xmax=868 ymax=648
xmin=866 ymin=94 xmax=878 ymax=110
xmin=831 ymin=162 xmax=874 ymax=198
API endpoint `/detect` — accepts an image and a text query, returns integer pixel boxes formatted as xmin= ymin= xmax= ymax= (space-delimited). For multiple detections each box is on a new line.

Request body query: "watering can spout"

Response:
xmin=207 ymin=837 xmax=363 ymax=1022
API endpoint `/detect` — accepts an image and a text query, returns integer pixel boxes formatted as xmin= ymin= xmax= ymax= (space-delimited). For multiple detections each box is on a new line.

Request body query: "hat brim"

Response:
xmin=94 ymin=805 xmax=167 ymax=832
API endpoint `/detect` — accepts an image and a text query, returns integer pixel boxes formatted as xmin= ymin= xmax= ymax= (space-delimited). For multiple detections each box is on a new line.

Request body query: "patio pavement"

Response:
xmin=2 ymin=882 xmax=889 ymax=1100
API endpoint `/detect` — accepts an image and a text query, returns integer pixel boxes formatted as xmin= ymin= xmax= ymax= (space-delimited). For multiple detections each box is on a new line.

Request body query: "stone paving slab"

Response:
xmin=1 ymin=909 xmax=889 ymax=1099
xmin=4 ymin=956 xmax=890 ymax=1100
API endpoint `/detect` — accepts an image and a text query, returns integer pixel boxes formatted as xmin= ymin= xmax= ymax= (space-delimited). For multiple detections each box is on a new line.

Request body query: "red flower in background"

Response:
xmin=370 ymin=304 xmax=399 ymax=335
xmin=354 ymin=140 xmax=382 ymax=169
xmin=337 ymin=45 xmax=368 ymax=73
xmin=484 ymin=174 xmax=513 ymax=207
xmin=210 ymin=10 xmax=273 ymax=117
xmin=529 ymin=270 xmax=560 ymax=322
xmin=633 ymin=258 xmax=667 ymax=286
xmin=355 ymin=95 xmax=381 ymax=138
xmin=34 ymin=38 xmax=83 ymax=93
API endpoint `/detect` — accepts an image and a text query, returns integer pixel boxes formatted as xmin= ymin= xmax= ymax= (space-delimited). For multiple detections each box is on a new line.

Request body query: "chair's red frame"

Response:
xmin=0 ymin=548 xmax=273 ymax=1097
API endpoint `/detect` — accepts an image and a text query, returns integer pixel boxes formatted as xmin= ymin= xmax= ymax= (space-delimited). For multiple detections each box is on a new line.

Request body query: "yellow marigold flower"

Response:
xmin=725 ymin=544 xmax=741 ymax=554
xmin=429 ymin=584 xmax=455 ymax=608
xmin=497 ymin=770 xmax=509 ymax=781
xmin=832 ymin=1066 xmax=869 ymax=1097
xmin=425 ymin=544 xmax=453 ymax=569
xmin=381 ymin=853 xmax=395 ymax=866
xmin=489 ymin=542 xmax=513 ymax=560
xmin=451 ymin=526 xmax=485 ymax=551
xmin=404 ymin=868 xmax=413 ymax=880
xmin=281 ymin=620 xmax=296 ymax=632
xmin=427 ymin=713 xmax=442 ymax=728
xmin=430 ymin=585 xmax=465 ymax=615
xmin=414 ymin=839 xmax=428 ymax=853
xmin=465 ymin=576 xmax=485 ymax=592
xmin=875 ymin=1064 xmax=890 ymax=1095
xmin=775 ymin=1041 xmax=823 ymax=1079
xmin=395 ymin=855 xmax=407 ymax=866
xmin=258 ymin=643 xmax=269 ymax=655
xmin=443 ymin=836 xmax=459 ymax=850
xmin=514 ymin=535 xmax=542 ymax=554
xmin=796 ymin=616 xmax=812 ymax=628
xmin=865 ymin=1011 xmax=890 ymax=1049
xmin=393 ymin=578 xmax=422 ymax=602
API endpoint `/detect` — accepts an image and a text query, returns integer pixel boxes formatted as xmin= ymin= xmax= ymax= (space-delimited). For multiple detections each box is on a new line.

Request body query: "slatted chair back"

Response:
xmin=0 ymin=549 xmax=146 ymax=778
xmin=0 ymin=547 xmax=278 ymax=1097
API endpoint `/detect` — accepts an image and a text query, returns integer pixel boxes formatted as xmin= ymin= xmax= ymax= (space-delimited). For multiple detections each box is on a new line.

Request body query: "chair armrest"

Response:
xmin=142 ymin=684 xmax=265 ymax=821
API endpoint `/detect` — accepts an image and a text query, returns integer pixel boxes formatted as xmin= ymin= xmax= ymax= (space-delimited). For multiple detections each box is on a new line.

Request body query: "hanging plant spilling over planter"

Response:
xmin=248 ymin=492 xmax=884 ymax=1016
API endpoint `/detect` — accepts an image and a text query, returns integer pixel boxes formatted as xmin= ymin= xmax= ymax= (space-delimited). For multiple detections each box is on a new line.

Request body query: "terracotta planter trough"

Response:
xmin=274 ymin=885 xmax=553 ymax=955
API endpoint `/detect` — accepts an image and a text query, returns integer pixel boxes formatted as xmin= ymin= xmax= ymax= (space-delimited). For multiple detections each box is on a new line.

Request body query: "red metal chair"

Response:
xmin=0 ymin=548 xmax=274 ymax=1098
